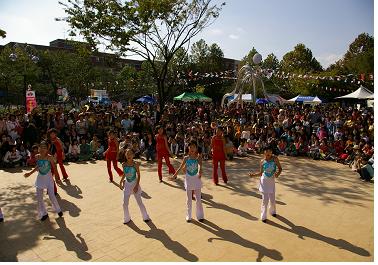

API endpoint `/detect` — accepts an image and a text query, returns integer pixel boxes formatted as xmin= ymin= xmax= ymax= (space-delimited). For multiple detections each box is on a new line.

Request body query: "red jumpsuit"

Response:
xmin=52 ymin=138 xmax=69 ymax=180
xmin=156 ymin=134 xmax=175 ymax=181
xmin=105 ymin=138 xmax=123 ymax=181
xmin=212 ymin=136 xmax=228 ymax=185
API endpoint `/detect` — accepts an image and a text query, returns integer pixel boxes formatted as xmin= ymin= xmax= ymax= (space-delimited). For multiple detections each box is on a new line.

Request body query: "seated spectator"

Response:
xmin=143 ymin=132 xmax=155 ymax=162
xmin=308 ymin=139 xmax=320 ymax=160
xmin=131 ymin=140 xmax=141 ymax=159
xmin=224 ymin=135 xmax=234 ymax=160
xmin=90 ymin=135 xmax=104 ymax=160
xmin=3 ymin=145 xmax=22 ymax=168
xmin=170 ymin=138 xmax=179 ymax=157
xmin=68 ymin=139 xmax=79 ymax=162
xmin=237 ymin=139 xmax=248 ymax=157
xmin=202 ymin=133 xmax=211 ymax=160
xmin=26 ymin=145 xmax=39 ymax=167
xmin=295 ymin=137 xmax=307 ymax=156
xmin=277 ymin=137 xmax=287 ymax=155
xmin=362 ymin=142 xmax=374 ymax=157
xmin=285 ymin=139 xmax=297 ymax=156
xmin=79 ymin=138 xmax=91 ymax=161
xmin=319 ymin=139 xmax=329 ymax=160
xmin=359 ymin=155 xmax=374 ymax=182
xmin=19 ymin=143 xmax=28 ymax=166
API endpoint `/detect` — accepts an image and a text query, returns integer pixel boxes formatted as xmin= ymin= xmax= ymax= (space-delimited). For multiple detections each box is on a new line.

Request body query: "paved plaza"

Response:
xmin=0 ymin=155 xmax=373 ymax=262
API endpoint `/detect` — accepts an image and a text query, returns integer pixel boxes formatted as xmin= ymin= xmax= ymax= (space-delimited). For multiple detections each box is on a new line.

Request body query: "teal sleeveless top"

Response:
xmin=186 ymin=158 xmax=199 ymax=177
xmin=262 ymin=159 xmax=277 ymax=178
xmin=37 ymin=159 xmax=51 ymax=175
xmin=123 ymin=165 xmax=137 ymax=183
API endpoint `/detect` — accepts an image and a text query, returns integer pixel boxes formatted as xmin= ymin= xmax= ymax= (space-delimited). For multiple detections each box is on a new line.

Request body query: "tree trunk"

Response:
xmin=157 ymin=80 xmax=165 ymax=110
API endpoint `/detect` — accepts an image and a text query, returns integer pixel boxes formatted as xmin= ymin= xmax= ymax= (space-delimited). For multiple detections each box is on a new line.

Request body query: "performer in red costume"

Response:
xmin=48 ymin=128 xmax=69 ymax=181
xmin=211 ymin=127 xmax=228 ymax=185
xmin=155 ymin=125 xmax=175 ymax=182
xmin=104 ymin=130 xmax=124 ymax=182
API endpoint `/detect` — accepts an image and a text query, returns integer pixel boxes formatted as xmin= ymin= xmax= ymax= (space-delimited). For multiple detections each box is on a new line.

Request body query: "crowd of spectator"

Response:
xmin=0 ymin=100 xmax=374 ymax=181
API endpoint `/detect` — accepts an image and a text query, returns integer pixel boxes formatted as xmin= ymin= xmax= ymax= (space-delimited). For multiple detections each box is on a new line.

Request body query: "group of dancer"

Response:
xmin=2 ymin=125 xmax=282 ymax=225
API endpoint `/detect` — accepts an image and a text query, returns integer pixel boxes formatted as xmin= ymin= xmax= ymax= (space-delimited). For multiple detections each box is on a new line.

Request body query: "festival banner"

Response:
xmin=26 ymin=90 xmax=37 ymax=113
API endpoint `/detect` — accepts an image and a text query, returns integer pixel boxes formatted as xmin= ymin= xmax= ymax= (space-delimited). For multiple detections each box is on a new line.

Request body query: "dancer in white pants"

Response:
xmin=120 ymin=149 xmax=150 ymax=224
xmin=0 ymin=207 xmax=3 ymax=222
xmin=249 ymin=145 xmax=282 ymax=222
xmin=170 ymin=141 xmax=204 ymax=222
xmin=24 ymin=141 xmax=63 ymax=221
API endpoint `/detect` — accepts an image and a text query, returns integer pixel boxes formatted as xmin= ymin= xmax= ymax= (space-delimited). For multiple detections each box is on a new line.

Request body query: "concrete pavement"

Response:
xmin=0 ymin=155 xmax=373 ymax=261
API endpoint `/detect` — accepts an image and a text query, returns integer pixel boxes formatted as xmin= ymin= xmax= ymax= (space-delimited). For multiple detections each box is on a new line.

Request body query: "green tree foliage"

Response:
xmin=59 ymin=0 xmax=225 ymax=107
xmin=0 ymin=29 xmax=6 ymax=38
xmin=240 ymin=47 xmax=258 ymax=66
xmin=328 ymin=33 xmax=374 ymax=75
xmin=262 ymin=53 xmax=279 ymax=70
xmin=208 ymin=43 xmax=224 ymax=72
xmin=280 ymin=43 xmax=323 ymax=74
xmin=190 ymin=39 xmax=209 ymax=72
xmin=190 ymin=39 xmax=224 ymax=73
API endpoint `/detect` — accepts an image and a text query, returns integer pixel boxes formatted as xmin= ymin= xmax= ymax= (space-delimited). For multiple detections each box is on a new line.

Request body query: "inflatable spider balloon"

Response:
xmin=221 ymin=53 xmax=267 ymax=108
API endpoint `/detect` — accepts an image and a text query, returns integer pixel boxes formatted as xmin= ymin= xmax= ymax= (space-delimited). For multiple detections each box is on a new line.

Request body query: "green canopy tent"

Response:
xmin=173 ymin=92 xmax=212 ymax=102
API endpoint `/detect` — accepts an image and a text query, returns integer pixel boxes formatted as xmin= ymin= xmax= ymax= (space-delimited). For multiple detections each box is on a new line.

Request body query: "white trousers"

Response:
xmin=123 ymin=187 xmax=149 ymax=223
xmin=36 ymin=183 xmax=61 ymax=219
xmin=261 ymin=192 xmax=276 ymax=220
xmin=186 ymin=189 xmax=204 ymax=220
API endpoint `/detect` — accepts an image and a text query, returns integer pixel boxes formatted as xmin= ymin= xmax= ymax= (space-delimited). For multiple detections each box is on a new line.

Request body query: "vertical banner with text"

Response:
xmin=26 ymin=90 xmax=37 ymax=113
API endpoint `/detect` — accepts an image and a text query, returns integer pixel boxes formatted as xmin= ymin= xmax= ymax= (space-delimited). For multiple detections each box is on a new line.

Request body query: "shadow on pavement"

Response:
xmin=0 ymin=184 xmax=54 ymax=261
xmin=218 ymin=183 xmax=286 ymax=205
xmin=201 ymin=193 xmax=258 ymax=221
xmin=193 ymin=219 xmax=283 ymax=262
xmin=126 ymin=220 xmax=198 ymax=261
xmin=267 ymin=215 xmax=370 ymax=257
xmin=56 ymin=194 xmax=81 ymax=217
xmin=43 ymin=217 xmax=91 ymax=261
xmin=57 ymin=180 xmax=83 ymax=199
xmin=141 ymin=191 xmax=152 ymax=199
xmin=163 ymin=178 xmax=185 ymax=191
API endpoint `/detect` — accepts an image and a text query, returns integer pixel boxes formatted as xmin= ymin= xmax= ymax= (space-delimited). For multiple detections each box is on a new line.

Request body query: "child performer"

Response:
xmin=120 ymin=149 xmax=150 ymax=224
xmin=24 ymin=141 xmax=63 ymax=221
xmin=104 ymin=130 xmax=124 ymax=182
xmin=155 ymin=125 xmax=175 ymax=182
xmin=48 ymin=128 xmax=69 ymax=181
xmin=249 ymin=145 xmax=282 ymax=223
xmin=170 ymin=141 xmax=204 ymax=223
xmin=211 ymin=127 xmax=228 ymax=185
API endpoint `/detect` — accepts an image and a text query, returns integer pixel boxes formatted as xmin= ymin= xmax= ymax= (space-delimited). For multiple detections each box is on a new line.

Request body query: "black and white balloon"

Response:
xmin=252 ymin=53 xmax=262 ymax=64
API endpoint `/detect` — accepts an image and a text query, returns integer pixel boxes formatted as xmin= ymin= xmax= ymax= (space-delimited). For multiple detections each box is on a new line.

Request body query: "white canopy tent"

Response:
xmin=266 ymin=94 xmax=289 ymax=104
xmin=228 ymin=94 xmax=253 ymax=103
xmin=335 ymin=85 xmax=374 ymax=99
xmin=303 ymin=96 xmax=322 ymax=105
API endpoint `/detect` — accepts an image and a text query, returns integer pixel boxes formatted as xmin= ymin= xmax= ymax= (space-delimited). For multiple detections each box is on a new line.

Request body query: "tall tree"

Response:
xmin=262 ymin=53 xmax=279 ymax=70
xmin=190 ymin=39 xmax=209 ymax=72
xmin=240 ymin=47 xmax=259 ymax=66
xmin=280 ymin=43 xmax=323 ymax=74
xmin=59 ymin=0 xmax=225 ymax=107
xmin=340 ymin=33 xmax=373 ymax=75
xmin=207 ymin=43 xmax=224 ymax=72
xmin=0 ymin=28 xmax=6 ymax=38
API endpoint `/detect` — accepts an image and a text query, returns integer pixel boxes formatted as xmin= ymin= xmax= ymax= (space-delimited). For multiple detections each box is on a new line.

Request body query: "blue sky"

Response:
xmin=0 ymin=0 xmax=374 ymax=68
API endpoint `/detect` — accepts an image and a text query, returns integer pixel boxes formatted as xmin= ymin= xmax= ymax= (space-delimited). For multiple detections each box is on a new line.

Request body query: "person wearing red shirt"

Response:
xmin=155 ymin=125 xmax=175 ymax=182
xmin=104 ymin=130 xmax=124 ymax=182
xmin=211 ymin=127 xmax=228 ymax=185
xmin=48 ymin=129 xmax=69 ymax=181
